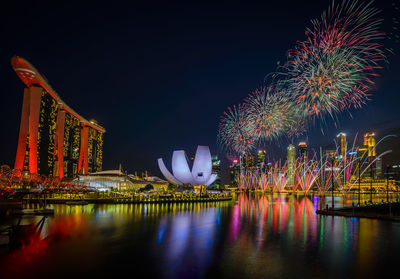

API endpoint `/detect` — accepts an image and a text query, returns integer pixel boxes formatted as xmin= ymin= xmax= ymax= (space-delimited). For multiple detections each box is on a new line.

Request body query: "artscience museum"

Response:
xmin=158 ymin=145 xmax=217 ymax=186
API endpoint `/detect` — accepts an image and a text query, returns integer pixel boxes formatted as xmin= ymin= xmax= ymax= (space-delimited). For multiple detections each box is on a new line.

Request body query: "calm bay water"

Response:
xmin=1 ymin=194 xmax=399 ymax=279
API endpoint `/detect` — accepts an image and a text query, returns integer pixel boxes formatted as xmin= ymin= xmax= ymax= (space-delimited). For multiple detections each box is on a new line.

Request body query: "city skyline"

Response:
xmin=1 ymin=0 xmax=400 ymax=179
xmin=1 ymin=1 xmax=400 ymax=278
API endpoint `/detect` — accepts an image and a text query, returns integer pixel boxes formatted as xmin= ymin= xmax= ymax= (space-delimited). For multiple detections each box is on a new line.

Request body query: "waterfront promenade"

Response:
xmin=16 ymin=192 xmax=233 ymax=205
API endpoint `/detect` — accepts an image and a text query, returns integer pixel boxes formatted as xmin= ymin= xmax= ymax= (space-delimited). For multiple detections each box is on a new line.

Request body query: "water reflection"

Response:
xmin=0 ymin=195 xmax=399 ymax=278
xmin=156 ymin=208 xmax=220 ymax=278
xmin=222 ymin=193 xmax=399 ymax=278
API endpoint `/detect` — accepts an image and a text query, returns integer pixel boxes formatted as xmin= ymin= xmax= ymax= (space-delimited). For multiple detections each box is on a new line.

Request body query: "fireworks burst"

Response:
xmin=218 ymin=0 xmax=386 ymax=158
xmin=218 ymin=105 xmax=255 ymax=155
xmin=282 ymin=0 xmax=385 ymax=118
xmin=244 ymin=86 xmax=304 ymax=141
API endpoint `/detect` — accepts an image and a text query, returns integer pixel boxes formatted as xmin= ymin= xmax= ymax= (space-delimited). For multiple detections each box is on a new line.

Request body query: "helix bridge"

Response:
xmin=0 ymin=165 xmax=92 ymax=201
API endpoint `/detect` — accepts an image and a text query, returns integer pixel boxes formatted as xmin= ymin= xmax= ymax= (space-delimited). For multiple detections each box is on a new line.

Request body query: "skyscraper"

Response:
xmin=211 ymin=155 xmax=221 ymax=188
xmin=12 ymin=56 xmax=105 ymax=178
xmin=336 ymin=133 xmax=347 ymax=185
xmin=363 ymin=132 xmax=376 ymax=157
xmin=243 ymin=153 xmax=256 ymax=170
xmin=298 ymin=142 xmax=307 ymax=160
xmin=229 ymin=158 xmax=240 ymax=187
xmin=287 ymin=144 xmax=295 ymax=186
xmin=363 ymin=132 xmax=376 ymax=179
xmin=257 ymin=149 xmax=266 ymax=169
xmin=336 ymin=132 xmax=347 ymax=159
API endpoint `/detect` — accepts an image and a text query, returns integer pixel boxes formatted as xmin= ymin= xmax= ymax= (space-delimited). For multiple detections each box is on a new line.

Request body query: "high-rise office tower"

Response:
xmin=336 ymin=133 xmax=347 ymax=159
xmin=363 ymin=132 xmax=376 ymax=179
xmin=211 ymin=155 xmax=221 ymax=187
xmin=336 ymin=133 xmax=347 ymax=184
xmin=298 ymin=142 xmax=307 ymax=161
xmin=243 ymin=153 xmax=256 ymax=170
xmin=229 ymin=158 xmax=240 ymax=187
xmin=257 ymin=149 xmax=266 ymax=169
xmin=363 ymin=132 xmax=376 ymax=157
xmin=287 ymin=144 xmax=296 ymax=186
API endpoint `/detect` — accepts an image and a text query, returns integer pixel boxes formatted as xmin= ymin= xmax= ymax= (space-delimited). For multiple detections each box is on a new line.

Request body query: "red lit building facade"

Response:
xmin=12 ymin=56 xmax=105 ymax=178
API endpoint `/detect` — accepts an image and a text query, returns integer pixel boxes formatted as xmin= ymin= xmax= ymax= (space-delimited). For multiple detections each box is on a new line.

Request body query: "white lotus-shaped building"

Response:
xmin=158 ymin=145 xmax=217 ymax=186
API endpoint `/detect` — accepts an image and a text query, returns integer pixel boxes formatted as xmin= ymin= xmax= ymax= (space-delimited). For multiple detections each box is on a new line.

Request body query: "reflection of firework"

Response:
xmin=281 ymin=0 xmax=385 ymax=118
xmin=218 ymin=105 xmax=255 ymax=155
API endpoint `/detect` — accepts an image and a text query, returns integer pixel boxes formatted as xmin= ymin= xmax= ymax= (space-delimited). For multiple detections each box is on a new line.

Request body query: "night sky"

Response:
xmin=1 ymin=0 xmax=400 ymax=183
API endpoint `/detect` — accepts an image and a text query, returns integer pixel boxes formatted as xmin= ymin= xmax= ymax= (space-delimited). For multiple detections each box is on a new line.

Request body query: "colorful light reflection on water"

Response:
xmin=0 ymin=195 xmax=399 ymax=278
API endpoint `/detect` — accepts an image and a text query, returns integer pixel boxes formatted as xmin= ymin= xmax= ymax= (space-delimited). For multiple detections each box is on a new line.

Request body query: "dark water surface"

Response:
xmin=1 ymin=194 xmax=399 ymax=279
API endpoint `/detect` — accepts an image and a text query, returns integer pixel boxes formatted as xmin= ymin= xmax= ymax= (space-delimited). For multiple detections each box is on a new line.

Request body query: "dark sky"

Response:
xmin=1 ymin=0 xmax=400 ymax=182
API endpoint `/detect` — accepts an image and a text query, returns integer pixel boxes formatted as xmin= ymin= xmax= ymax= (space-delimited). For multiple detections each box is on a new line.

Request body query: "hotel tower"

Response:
xmin=12 ymin=56 xmax=105 ymax=178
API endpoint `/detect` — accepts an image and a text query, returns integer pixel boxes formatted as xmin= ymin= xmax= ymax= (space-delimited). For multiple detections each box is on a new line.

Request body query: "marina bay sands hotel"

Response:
xmin=11 ymin=56 xmax=105 ymax=178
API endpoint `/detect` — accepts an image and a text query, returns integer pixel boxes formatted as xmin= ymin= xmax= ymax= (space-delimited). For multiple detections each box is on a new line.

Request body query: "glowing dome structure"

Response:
xmin=158 ymin=146 xmax=217 ymax=186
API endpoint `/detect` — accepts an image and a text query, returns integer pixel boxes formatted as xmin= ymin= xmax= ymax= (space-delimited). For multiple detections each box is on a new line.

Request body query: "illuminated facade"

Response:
xmin=362 ymin=132 xmax=376 ymax=178
xmin=210 ymin=155 xmax=221 ymax=188
xmin=75 ymin=170 xmax=168 ymax=191
xmin=257 ymin=149 xmax=266 ymax=169
xmin=12 ymin=56 xmax=105 ymax=178
xmin=363 ymin=132 xmax=376 ymax=157
xmin=336 ymin=132 xmax=347 ymax=184
xmin=298 ymin=142 xmax=307 ymax=160
xmin=229 ymin=158 xmax=240 ymax=187
xmin=243 ymin=153 xmax=256 ymax=170
xmin=287 ymin=144 xmax=295 ymax=186
xmin=336 ymin=132 xmax=347 ymax=159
